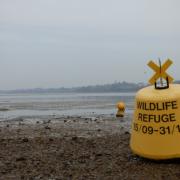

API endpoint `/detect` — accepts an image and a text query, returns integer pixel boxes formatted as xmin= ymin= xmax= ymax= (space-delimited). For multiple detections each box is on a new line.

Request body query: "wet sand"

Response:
xmin=0 ymin=115 xmax=180 ymax=179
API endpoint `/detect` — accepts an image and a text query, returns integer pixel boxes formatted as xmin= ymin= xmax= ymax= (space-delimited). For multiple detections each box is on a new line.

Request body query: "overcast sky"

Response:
xmin=0 ymin=0 xmax=180 ymax=90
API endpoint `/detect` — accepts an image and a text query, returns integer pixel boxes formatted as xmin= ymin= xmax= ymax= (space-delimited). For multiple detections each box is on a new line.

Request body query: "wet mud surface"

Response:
xmin=0 ymin=116 xmax=180 ymax=179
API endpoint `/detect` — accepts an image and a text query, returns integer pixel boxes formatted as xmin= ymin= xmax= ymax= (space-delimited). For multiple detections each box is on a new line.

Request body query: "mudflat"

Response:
xmin=0 ymin=115 xmax=180 ymax=179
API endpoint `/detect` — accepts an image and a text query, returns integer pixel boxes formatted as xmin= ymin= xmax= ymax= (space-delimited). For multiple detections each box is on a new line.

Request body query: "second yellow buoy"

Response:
xmin=116 ymin=102 xmax=126 ymax=117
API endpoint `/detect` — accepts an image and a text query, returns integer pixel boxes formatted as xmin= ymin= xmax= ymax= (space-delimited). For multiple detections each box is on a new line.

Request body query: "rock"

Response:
xmin=16 ymin=157 xmax=26 ymax=161
xmin=49 ymin=138 xmax=54 ymax=142
xmin=95 ymin=153 xmax=103 ymax=157
xmin=45 ymin=126 xmax=51 ymax=130
xmin=72 ymin=136 xmax=78 ymax=141
xmin=43 ymin=120 xmax=51 ymax=124
xmin=91 ymin=117 xmax=96 ymax=121
xmin=175 ymin=172 xmax=180 ymax=178
xmin=22 ymin=138 xmax=29 ymax=143
xmin=19 ymin=122 xmax=24 ymax=126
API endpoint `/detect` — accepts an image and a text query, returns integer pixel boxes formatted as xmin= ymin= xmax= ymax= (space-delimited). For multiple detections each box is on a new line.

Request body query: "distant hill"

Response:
xmin=73 ymin=82 xmax=145 ymax=93
xmin=0 ymin=82 xmax=146 ymax=94
xmin=0 ymin=81 xmax=179 ymax=94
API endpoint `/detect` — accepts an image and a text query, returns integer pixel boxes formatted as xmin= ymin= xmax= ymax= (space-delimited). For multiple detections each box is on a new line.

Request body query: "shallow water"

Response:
xmin=0 ymin=92 xmax=135 ymax=120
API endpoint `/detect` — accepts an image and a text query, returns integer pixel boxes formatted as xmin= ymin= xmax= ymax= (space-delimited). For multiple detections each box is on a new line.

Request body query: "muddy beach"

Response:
xmin=0 ymin=115 xmax=180 ymax=179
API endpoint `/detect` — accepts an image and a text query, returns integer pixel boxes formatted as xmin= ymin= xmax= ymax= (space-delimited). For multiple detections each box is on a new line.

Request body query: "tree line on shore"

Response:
xmin=1 ymin=81 xmax=179 ymax=94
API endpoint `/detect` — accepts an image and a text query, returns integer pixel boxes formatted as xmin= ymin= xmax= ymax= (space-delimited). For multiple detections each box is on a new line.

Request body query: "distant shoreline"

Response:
xmin=0 ymin=81 xmax=145 ymax=94
xmin=1 ymin=81 xmax=179 ymax=94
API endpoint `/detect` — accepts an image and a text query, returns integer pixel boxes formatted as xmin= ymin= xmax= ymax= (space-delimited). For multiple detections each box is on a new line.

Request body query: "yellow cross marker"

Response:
xmin=148 ymin=59 xmax=174 ymax=85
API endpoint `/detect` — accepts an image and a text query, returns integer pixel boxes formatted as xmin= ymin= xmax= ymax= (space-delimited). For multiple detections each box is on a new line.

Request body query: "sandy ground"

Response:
xmin=0 ymin=115 xmax=180 ymax=179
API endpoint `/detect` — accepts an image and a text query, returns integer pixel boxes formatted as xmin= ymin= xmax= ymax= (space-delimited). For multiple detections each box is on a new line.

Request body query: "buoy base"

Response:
xmin=131 ymin=147 xmax=180 ymax=160
xmin=130 ymin=84 xmax=180 ymax=160
xmin=116 ymin=113 xmax=124 ymax=117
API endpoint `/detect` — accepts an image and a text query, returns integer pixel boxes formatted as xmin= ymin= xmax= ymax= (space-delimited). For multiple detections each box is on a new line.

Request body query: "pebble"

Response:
xmin=45 ymin=126 xmax=51 ymax=130
xmin=91 ymin=117 xmax=96 ymax=121
xmin=22 ymin=138 xmax=29 ymax=143
xmin=43 ymin=120 xmax=51 ymax=124
xmin=49 ymin=138 xmax=54 ymax=142
xmin=124 ymin=131 xmax=130 ymax=135
xmin=72 ymin=136 xmax=78 ymax=141
xmin=16 ymin=157 xmax=26 ymax=161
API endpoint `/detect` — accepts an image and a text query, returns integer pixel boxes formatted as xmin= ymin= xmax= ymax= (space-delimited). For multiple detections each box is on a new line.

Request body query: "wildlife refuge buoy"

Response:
xmin=130 ymin=59 xmax=180 ymax=160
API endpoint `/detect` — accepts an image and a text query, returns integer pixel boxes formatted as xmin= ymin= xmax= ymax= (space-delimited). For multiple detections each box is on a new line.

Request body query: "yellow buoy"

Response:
xmin=116 ymin=102 xmax=126 ymax=117
xmin=130 ymin=59 xmax=180 ymax=160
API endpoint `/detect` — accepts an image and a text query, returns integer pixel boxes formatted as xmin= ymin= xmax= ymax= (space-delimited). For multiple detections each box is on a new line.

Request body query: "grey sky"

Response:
xmin=0 ymin=0 xmax=180 ymax=90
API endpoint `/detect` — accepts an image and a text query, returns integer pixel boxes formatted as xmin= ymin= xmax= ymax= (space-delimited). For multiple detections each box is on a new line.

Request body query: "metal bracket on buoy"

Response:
xmin=148 ymin=59 xmax=174 ymax=89
xmin=155 ymin=77 xmax=169 ymax=90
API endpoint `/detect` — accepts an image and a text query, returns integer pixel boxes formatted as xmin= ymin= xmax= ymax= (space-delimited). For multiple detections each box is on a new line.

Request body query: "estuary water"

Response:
xmin=0 ymin=92 xmax=135 ymax=120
